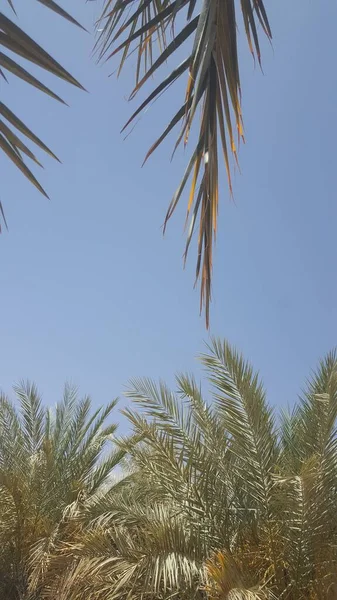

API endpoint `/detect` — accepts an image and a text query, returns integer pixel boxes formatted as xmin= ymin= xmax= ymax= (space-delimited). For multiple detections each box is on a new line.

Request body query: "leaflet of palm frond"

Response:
xmin=96 ymin=0 xmax=171 ymax=79
xmin=0 ymin=133 xmax=49 ymax=197
xmin=121 ymin=57 xmax=190 ymax=131
xmin=0 ymin=14 xmax=84 ymax=87
xmin=129 ymin=18 xmax=197 ymax=97
xmin=5 ymin=0 xmax=15 ymax=12
xmin=36 ymin=0 xmax=87 ymax=31
xmin=183 ymin=0 xmax=214 ymax=105
xmin=0 ymin=102 xmax=59 ymax=160
xmin=142 ymin=98 xmax=193 ymax=164
xmin=164 ymin=136 xmax=205 ymax=227
xmin=0 ymin=52 xmax=66 ymax=103
xmin=111 ymin=0 xmax=164 ymax=43
xmin=0 ymin=119 xmax=42 ymax=166
xmin=0 ymin=200 xmax=8 ymax=231
xmin=104 ymin=0 xmax=184 ymax=61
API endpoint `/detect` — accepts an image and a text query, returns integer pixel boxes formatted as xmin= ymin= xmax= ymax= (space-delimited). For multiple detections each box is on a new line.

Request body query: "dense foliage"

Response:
xmin=1 ymin=340 xmax=337 ymax=599
xmin=0 ymin=383 xmax=124 ymax=598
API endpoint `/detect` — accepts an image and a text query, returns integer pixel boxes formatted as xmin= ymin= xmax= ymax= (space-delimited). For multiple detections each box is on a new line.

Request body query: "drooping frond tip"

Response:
xmin=98 ymin=0 xmax=271 ymax=327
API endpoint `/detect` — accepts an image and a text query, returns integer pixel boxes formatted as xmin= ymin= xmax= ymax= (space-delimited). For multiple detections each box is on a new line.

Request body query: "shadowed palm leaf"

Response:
xmin=97 ymin=0 xmax=271 ymax=326
xmin=1 ymin=0 xmax=84 ymax=202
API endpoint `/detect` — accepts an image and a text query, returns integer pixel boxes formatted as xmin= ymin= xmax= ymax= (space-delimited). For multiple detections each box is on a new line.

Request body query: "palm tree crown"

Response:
xmin=19 ymin=340 xmax=337 ymax=600
xmin=0 ymin=381 xmax=123 ymax=599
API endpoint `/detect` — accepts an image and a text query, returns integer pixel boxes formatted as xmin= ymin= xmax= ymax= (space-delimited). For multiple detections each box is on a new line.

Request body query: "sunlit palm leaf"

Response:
xmin=0 ymin=2 xmax=84 ymax=207
xmin=98 ymin=0 xmax=271 ymax=326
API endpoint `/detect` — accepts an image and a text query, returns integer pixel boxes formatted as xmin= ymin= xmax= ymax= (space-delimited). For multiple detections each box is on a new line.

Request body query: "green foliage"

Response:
xmin=0 ymin=382 xmax=122 ymax=599
xmin=2 ymin=341 xmax=337 ymax=600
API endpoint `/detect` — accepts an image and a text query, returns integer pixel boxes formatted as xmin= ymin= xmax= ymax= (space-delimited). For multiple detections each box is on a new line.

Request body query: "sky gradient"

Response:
xmin=1 ymin=0 xmax=336 ymax=424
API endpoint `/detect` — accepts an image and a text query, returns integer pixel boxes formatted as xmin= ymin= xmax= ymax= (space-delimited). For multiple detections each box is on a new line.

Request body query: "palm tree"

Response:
xmin=0 ymin=381 xmax=124 ymax=599
xmin=96 ymin=0 xmax=271 ymax=326
xmin=0 ymin=0 xmax=84 ymax=203
xmin=35 ymin=339 xmax=337 ymax=600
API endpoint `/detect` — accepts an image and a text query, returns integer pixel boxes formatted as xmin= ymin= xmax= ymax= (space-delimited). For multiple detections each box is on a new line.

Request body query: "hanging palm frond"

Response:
xmin=1 ymin=1 xmax=84 ymax=200
xmin=97 ymin=0 xmax=271 ymax=326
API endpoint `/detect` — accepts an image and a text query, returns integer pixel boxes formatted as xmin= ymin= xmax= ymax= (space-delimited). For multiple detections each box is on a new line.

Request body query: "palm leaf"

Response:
xmin=97 ymin=0 xmax=271 ymax=326
xmin=14 ymin=380 xmax=45 ymax=453
xmin=0 ymin=2 xmax=84 ymax=215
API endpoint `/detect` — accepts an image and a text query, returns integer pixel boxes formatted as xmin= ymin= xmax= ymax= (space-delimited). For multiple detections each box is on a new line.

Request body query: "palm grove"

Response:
xmin=1 ymin=339 xmax=337 ymax=600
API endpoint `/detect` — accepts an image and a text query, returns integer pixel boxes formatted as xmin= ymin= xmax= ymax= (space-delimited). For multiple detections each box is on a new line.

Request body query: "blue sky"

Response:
xmin=1 ymin=0 xmax=336 ymax=425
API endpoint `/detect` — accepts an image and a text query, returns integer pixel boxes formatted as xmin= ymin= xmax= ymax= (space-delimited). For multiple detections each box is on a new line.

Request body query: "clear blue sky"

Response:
xmin=1 ymin=0 xmax=336 ymax=424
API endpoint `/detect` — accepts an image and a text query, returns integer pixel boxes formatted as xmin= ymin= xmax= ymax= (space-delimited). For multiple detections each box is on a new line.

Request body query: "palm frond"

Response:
xmin=0 ymin=2 xmax=84 ymax=206
xmin=298 ymin=349 xmax=337 ymax=458
xmin=14 ymin=380 xmax=45 ymax=453
xmin=201 ymin=339 xmax=277 ymax=510
xmin=97 ymin=0 xmax=271 ymax=326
